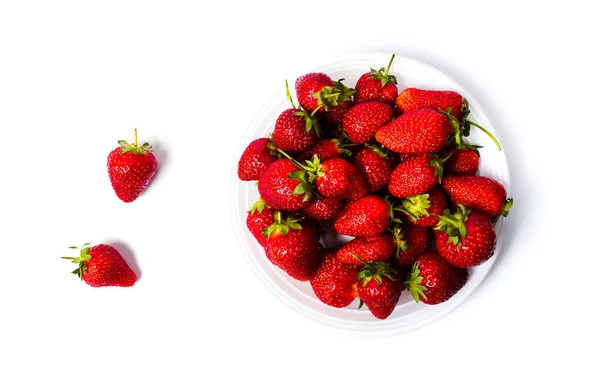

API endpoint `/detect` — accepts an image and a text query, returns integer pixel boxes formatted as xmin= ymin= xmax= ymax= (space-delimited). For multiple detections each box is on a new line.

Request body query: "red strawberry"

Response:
xmin=442 ymin=174 xmax=512 ymax=218
xmin=264 ymin=212 xmax=319 ymax=281
xmin=396 ymin=88 xmax=466 ymax=120
xmin=398 ymin=188 xmax=448 ymax=227
xmin=317 ymin=100 xmax=353 ymax=127
xmin=405 ymin=251 xmax=468 ymax=305
xmin=353 ymin=146 xmax=394 ymax=192
xmin=444 ymin=146 xmax=480 ymax=175
xmin=315 ymin=79 xmax=356 ymax=124
xmin=336 ymin=234 xmax=396 ymax=265
xmin=334 ymin=195 xmax=391 ymax=237
xmin=375 ymin=108 xmax=454 ymax=154
xmin=310 ymin=249 xmax=360 ymax=308
xmin=355 ymin=54 xmax=398 ymax=105
xmin=342 ymin=102 xmax=394 ymax=144
xmin=246 ymin=198 xmax=275 ymax=249
xmin=297 ymin=139 xmax=352 ymax=163
xmin=62 ymin=243 xmax=137 ymax=287
xmin=434 ymin=205 xmax=497 ymax=268
xmin=238 ymin=138 xmax=278 ymax=181
xmin=388 ymin=153 xmax=445 ymax=198
xmin=392 ymin=225 xmax=432 ymax=267
xmin=314 ymin=157 xmax=357 ymax=198
xmin=303 ymin=197 xmax=344 ymax=222
xmin=356 ymin=261 xmax=402 ymax=319
xmin=107 ymin=129 xmax=157 ymax=203
xmin=345 ymin=164 xmax=368 ymax=201
xmin=258 ymin=158 xmax=313 ymax=211
xmin=295 ymin=74 xmax=355 ymax=114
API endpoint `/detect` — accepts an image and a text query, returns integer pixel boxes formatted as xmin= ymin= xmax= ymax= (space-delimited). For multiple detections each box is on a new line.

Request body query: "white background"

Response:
xmin=1 ymin=1 xmax=598 ymax=369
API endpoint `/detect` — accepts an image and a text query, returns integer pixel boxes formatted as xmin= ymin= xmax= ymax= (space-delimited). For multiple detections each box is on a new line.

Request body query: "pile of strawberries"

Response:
xmin=238 ymin=55 xmax=513 ymax=320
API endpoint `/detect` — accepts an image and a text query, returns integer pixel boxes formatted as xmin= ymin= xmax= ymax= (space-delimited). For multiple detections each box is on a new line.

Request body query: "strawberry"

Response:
xmin=344 ymin=164 xmax=368 ymax=201
xmin=237 ymin=138 xmax=278 ymax=181
xmin=405 ymin=251 xmax=468 ymax=305
xmin=314 ymin=157 xmax=357 ymax=198
xmin=336 ymin=234 xmax=396 ymax=265
xmin=246 ymin=198 xmax=275 ymax=249
xmin=303 ymin=197 xmax=344 ymax=222
xmin=442 ymin=174 xmax=512 ymax=218
xmin=334 ymin=195 xmax=391 ymax=237
xmin=434 ymin=205 xmax=497 ymax=268
xmin=353 ymin=145 xmax=394 ymax=192
xmin=355 ymin=54 xmax=398 ymax=105
xmin=62 ymin=243 xmax=136 ymax=287
xmin=392 ymin=225 xmax=432 ymax=267
xmin=295 ymin=74 xmax=355 ymax=114
xmin=297 ymin=139 xmax=352 ymax=163
xmin=388 ymin=153 xmax=445 ymax=198
xmin=375 ymin=108 xmax=454 ymax=154
xmin=258 ymin=158 xmax=313 ymax=211
xmin=396 ymin=88 xmax=466 ymax=120
xmin=444 ymin=145 xmax=480 ymax=175
xmin=317 ymin=100 xmax=353 ymax=127
xmin=310 ymin=249 xmax=360 ymax=308
xmin=342 ymin=101 xmax=394 ymax=144
xmin=107 ymin=129 xmax=157 ymax=203
xmin=398 ymin=188 xmax=448 ymax=227
xmin=264 ymin=212 xmax=319 ymax=281
xmin=356 ymin=260 xmax=402 ymax=319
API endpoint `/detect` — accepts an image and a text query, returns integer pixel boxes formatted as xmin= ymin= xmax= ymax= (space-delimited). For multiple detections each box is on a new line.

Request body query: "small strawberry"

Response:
xmin=315 ymin=79 xmax=356 ymax=125
xmin=310 ymin=249 xmax=360 ymax=308
xmin=303 ymin=197 xmax=344 ymax=222
xmin=313 ymin=157 xmax=357 ymax=198
xmin=62 ymin=243 xmax=137 ymax=287
xmin=442 ymin=174 xmax=513 ymax=218
xmin=295 ymin=74 xmax=355 ymax=114
xmin=397 ymin=188 xmax=448 ymax=227
xmin=342 ymin=101 xmax=394 ymax=144
xmin=355 ymin=54 xmax=398 ymax=105
xmin=444 ymin=145 xmax=480 ymax=175
xmin=336 ymin=234 xmax=396 ymax=265
xmin=107 ymin=129 xmax=157 ymax=203
xmin=246 ymin=198 xmax=275 ymax=249
xmin=396 ymin=88 xmax=466 ymax=120
xmin=434 ymin=205 xmax=497 ymax=268
xmin=375 ymin=108 xmax=454 ymax=154
xmin=238 ymin=138 xmax=278 ymax=181
xmin=334 ymin=195 xmax=391 ymax=237
xmin=264 ymin=212 xmax=319 ymax=281
xmin=258 ymin=158 xmax=313 ymax=211
xmin=356 ymin=260 xmax=402 ymax=320
xmin=353 ymin=145 xmax=394 ymax=192
xmin=388 ymin=153 xmax=446 ymax=198
xmin=405 ymin=251 xmax=468 ymax=305
xmin=297 ymin=138 xmax=352 ymax=163
xmin=392 ymin=225 xmax=432 ymax=267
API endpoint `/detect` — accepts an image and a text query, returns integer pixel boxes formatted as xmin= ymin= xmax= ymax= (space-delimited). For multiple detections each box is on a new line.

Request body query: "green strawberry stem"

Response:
xmin=384 ymin=54 xmax=395 ymax=79
xmin=464 ymin=119 xmax=502 ymax=151
xmin=285 ymin=80 xmax=297 ymax=109
xmin=263 ymin=211 xmax=303 ymax=238
xmin=119 ymin=129 xmax=152 ymax=155
xmin=434 ymin=205 xmax=470 ymax=246
xmin=405 ymin=263 xmax=428 ymax=302
xmin=286 ymin=80 xmax=322 ymax=136
xmin=493 ymin=198 xmax=514 ymax=225
xmin=391 ymin=226 xmax=409 ymax=254
xmin=369 ymin=54 xmax=398 ymax=86
xmin=61 ymin=243 xmax=93 ymax=280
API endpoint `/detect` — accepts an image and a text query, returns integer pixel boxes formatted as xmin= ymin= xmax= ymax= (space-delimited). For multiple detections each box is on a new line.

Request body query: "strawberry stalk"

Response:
xmin=492 ymin=198 xmax=514 ymax=225
xmin=405 ymin=263 xmax=428 ymax=302
xmin=61 ymin=243 xmax=92 ymax=280
xmin=285 ymin=80 xmax=322 ymax=136
xmin=464 ymin=119 xmax=502 ymax=150
xmin=438 ymin=107 xmax=501 ymax=151
xmin=118 ymin=129 xmax=153 ymax=155
xmin=263 ymin=211 xmax=303 ymax=238
xmin=370 ymin=54 xmax=397 ymax=87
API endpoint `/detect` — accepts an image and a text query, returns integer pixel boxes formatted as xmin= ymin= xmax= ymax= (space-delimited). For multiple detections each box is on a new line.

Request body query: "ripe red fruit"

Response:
xmin=388 ymin=153 xmax=444 ymax=198
xmin=342 ymin=101 xmax=394 ymax=144
xmin=295 ymin=73 xmax=356 ymax=114
xmin=355 ymin=54 xmax=398 ymax=105
xmin=334 ymin=195 xmax=390 ymax=237
xmin=353 ymin=146 xmax=394 ymax=192
xmin=303 ymin=197 xmax=344 ymax=222
xmin=107 ymin=129 xmax=157 ymax=203
xmin=398 ymin=188 xmax=448 ymax=227
xmin=356 ymin=261 xmax=402 ymax=319
xmin=62 ymin=243 xmax=137 ymax=287
xmin=272 ymin=108 xmax=319 ymax=153
xmin=336 ymin=234 xmax=396 ymax=265
xmin=405 ymin=251 xmax=468 ymax=305
xmin=258 ymin=158 xmax=313 ymax=211
xmin=344 ymin=164 xmax=368 ymax=201
xmin=442 ymin=174 xmax=512 ymax=218
xmin=297 ymin=139 xmax=351 ymax=163
xmin=396 ymin=88 xmax=466 ymax=120
xmin=444 ymin=146 xmax=480 ymax=175
xmin=238 ymin=138 xmax=278 ymax=181
xmin=246 ymin=198 xmax=275 ymax=249
xmin=392 ymin=226 xmax=432 ymax=267
xmin=434 ymin=205 xmax=497 ymax=268
xmin=375 ymin=108 xmax=454 ymax=154
xmin=315 ymin=157 xmax=357 ymax=198
xmin=317 ymin=100 xmax=353 ymax=127
xmin=310 ymin=249 xmax=360 ymax=308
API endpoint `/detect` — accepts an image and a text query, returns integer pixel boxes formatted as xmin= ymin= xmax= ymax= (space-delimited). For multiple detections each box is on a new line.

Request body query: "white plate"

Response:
xmin=230 ymin=52 xmax=511 ymax=336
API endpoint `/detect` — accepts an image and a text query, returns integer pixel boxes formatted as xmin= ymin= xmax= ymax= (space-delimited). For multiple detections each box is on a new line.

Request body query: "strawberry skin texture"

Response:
xmin=295 ymin=72 xmax=334 ymax=112
xmin=272 ymin=108 xmax=318 ymax=153
xmin=316 ymin=158 xmax=355 ymax=198
xmin=355 ymin=72 xmax=398 ymax=105
xmin=396 ymin=88 xmax=465 ymax=121
xmin=442 ymin=175 xmax=507 ymax=218
xmin=410 ymin=251 xmax=468 ymax=305
xmin=107 ymin=147 xmax=157 ymax=203
xmin=342 ymin=102 xmax=394 ymax=144
xmin=336 ymin=234 xmax=396 ymax=265
xmin=345 ymin=164 xmax=368 ymax=201
xmin=334 ymin=195 xmax=390 ymax=237
xmin=317 ymin=100 xmax=353 ymax=127
xmin=238 ymin=138 xmax=278 ymax=181
xmin=303 ymin=197 xmax=344 ymax=222
xmin=298 ymin=139 xmax=343 ymax=162
xmin=266 ymin=224 xmax=319 ymax=281
xmin=258 ymin=159 xmax=311 ymax=211
xmin=407 ymin=188 xmax=448 ymax=227
xmin=375 ymin=108 xmax=453 ymax=154
xmin=353 ymin=148 xmax=394 ymax=192
xmin=395 ymin=227 xmax=432 ymax=267
xmin=310 ymin=249 xmax=360 ymax=308
xmin=358 ymin=275 xmax=402 ymax=320
xmin=388 ymin=153 xmax=439 ymax=198
xmin=84 ymin=244 xmax=137 ymax=287
xmin=246 ymin=206 xmax=275 ymax=249
xmin=434 ymin=211 xmax=497 ymax=268
xmin=444 ymin=147 xmax=479 ymax=175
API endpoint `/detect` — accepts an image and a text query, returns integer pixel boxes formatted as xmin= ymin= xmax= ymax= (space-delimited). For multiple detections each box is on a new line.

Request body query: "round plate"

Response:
xmin=230 ymin=52 xmax=511 ymax=336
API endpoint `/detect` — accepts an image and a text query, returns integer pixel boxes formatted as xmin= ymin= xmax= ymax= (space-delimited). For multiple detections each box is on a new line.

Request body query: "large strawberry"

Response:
xmin=336 ymin=234 xmax=396 ymax=265
xmin=303 ymin=197 xmax=344 ymax=222
xmin=405 ymin=251 xmax=468 ymax=305
xmin=392 ymin=225 xmax=432 ymax=267
xmin=334 ymin=195 xmax=392 ymax=237
xmin=310 ymin=249 xmax=360 ymax=308
xmin=353 ymin=145 xmax=394 ymax=192
xmin=355 ymin=54 xmax=398 ymax=105
xmin=388 ymin=153 xmax=445 ymax=198
xmin=264 ymin=212 xmax=319 ymax=281
xmin=246 ymin=198 xmax=275 ymax=249
xmin=356 ymin=260 xmax=402 ymax=319
xmin=107 ymin=129 xmax=157 ymax=203
xmin=396 ymin=88 xmax=466 ymax=120
xmin=342 ymin=101 xmax=394 ymax=144
xmin=442 ymin=174 xmax=512 ymax=218
xmin=258 ymin=158 xmax=313 ymax=211
xmin=397 ymin=188 xmax=448 ymax=227
xmin=434 ymin=205 xmax=497 ymax=268
xmin=62 ymin=243 xmax=137 ymax=287
xmin=238 ymin=138 xmax=278 ymax=181
xmin=375 ymin=108 xmax=454 ymax=154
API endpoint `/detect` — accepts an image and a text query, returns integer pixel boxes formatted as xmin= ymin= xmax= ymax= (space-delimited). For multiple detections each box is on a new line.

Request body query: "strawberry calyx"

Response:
xmin=390 ymin=226 xmax=409 ymax=255
xmin=330 ymin=138 xmax=354 ymax=158
xmin=439 ymin=104 xmax=502 ymax=151
xmin=396 ymin=194 xmax=431 ymax=222
xmin=355 ymin=256 xmax=397 ymax=287
xmin=369 ymin=54 xmax=397 ymax=87
xmin=333 ymin=79 xmax=356 ymax=103
xmin=118 ymin=129 xmax=152 ymax=155
xmin=285 ymin=80 xmax=322 ymax=136
xmin=434 ymin=205 xmax=470 ymax=246
xmin=250 ymin=198 xmax=269 ymax=215
xmin=263 ymin=211 xmax=303 ymax=238
xmin=429 ymin=153 xmax=451 ymax=183
xmin=493 ymin=198 xmax=514 ymax=225
xmin=364 ymin=143 xmax=392 ymax=159
xmin=61 ymin=243 xmax=92 ymax=280
xmin=405 ymin=262 xmax=428 ymax=302
xmin=385 ymin=197 xmax=404 ymax=226
xmin=313 ymin=79 xmax=355 ymax=112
